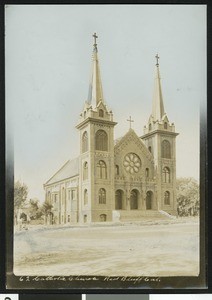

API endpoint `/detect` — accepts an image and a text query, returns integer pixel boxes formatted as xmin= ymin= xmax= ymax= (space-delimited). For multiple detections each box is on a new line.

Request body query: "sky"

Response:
xmin=5 ymin=5 xmax=206 ymax=202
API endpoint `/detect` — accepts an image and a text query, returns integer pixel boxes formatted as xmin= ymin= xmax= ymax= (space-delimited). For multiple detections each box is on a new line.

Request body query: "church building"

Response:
xmin=44 ymin=33 xmax=179 ymax=224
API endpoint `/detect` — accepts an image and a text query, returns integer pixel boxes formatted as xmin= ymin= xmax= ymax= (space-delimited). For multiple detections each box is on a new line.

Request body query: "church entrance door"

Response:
xmin=146 ymin=191 xmax=153 ymax=210
xmin=130 ymin=189 xmax=138 ymax=210
xmin=115 ymin=190 xmax=123 ymax=210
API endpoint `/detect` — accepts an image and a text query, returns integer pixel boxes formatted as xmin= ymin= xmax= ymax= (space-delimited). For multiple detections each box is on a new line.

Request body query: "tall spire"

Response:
xmin=87 ymin=33 xmax=104 ymax=107
xmin=152 ymin=54 xmax=165 ymax=121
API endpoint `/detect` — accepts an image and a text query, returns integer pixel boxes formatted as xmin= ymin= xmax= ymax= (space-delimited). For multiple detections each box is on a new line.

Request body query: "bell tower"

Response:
xmin=76 ymin=33 xmax=117 ymax=223
xmin=141 ymin=54 xmax=179 ymax=215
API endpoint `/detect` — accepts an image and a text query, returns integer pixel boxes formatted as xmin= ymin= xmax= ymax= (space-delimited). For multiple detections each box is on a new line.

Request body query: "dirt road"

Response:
xmin=14 ymin=218 xmax=199 ymax=276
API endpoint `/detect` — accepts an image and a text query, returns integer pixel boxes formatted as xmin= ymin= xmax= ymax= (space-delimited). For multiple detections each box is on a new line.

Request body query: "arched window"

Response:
xmin=145 ymin=168 xmax=149 ymax=178
xmin=84 ymin=189 xmax=88 ymax=205
xmin=82 ymin=131 xmax=88 ymax=153
xmin=83 ymin=162 xmax=88 ymax=180
xmin=99 ymin=109 xmax=104 ymax=117
xmin=163 ymin=167 xmax=171 ymax=183
xmin=95 ymin=130 xmax=108 ymax=151
xmin=115 ymin=190 xmax=123 ymax=209
xmin=149 ymin=123 xmax=152 ymax=131
xmin=97 ymin=160 xmax=107 ymax=179
xmin=164 ymin=122 xmax=168 ymax=129
xmin=162 ymin=140 xmax=171 ymax=158
xmin=148 ymin=146 xmax=152 ymax=153
xmin=99 ymin=214 xmax=107 ymax=222
xmin=146 ymin=191 xmax=153 ymax=210
xmin=99 ymin=188 xmax=106 ymax=204
xmin=164 ymin=191 xmax=170 ymax=205
xmin=84 ymin=215 xmax=87 ymax=223
xmin=115 ymin=165 xmax=119 ymax=176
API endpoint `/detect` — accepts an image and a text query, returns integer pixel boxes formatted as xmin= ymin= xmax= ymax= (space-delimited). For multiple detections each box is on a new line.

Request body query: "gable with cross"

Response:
xmin=127 ymin=116 xmax=134 ymax=129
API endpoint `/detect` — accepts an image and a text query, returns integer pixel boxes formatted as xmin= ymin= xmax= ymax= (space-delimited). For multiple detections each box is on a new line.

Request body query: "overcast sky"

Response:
xmin=5 ymin=5 xmax=206 ymax=201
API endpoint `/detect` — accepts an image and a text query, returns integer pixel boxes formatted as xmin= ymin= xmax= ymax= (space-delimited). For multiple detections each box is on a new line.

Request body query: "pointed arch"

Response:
xmin=83 ymin=161 xmax=88 ymax=180
xmin=98 ymin=188 xmax=106 ymax=204
xmin=162 ymin=140 xmax=171 ymax=158
xmin=146 ymin=191 xmax=153 ymax=210
xmin=148 ymin=146 xmax=152 ymax=153
xmin=97 ymin=160 xmax=107 ymax=179
xmin=115 ymin=165 xmax=119 ymax=176
xmin=84 ymin=189 xmax=88 ymax=205
xmin=99 ymin=109 xmax=104 ymax=117
xmin=145 ymin=168 xmax=149 ymax=179
xmin=115 ymin=189 xmax=123 ymax=210
xmin=164 ymin=191 xmax=170 ymax=205
xmin=95 ymin=130 xmax=108 ymax=151
xmin=99 ymin=214 xmax=107 ymax=222
xmin=149 ymin=123 xmax=152 ymax=131
xmin=130 ymin=189 xmax=139 ymax=209
xmin=163 ymin=167 xmax=171 ymax=183
xmin=82 ymin=131 xmax=88 ymax=153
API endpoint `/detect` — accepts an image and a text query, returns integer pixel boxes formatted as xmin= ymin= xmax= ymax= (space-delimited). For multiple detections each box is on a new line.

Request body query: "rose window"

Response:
xmin=123 ymin=153 xmax=141 ymax=174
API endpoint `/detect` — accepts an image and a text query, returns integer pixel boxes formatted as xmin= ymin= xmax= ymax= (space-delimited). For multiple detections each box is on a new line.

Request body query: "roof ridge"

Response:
xmin=44 ymin=156 xmax=79 ymax=186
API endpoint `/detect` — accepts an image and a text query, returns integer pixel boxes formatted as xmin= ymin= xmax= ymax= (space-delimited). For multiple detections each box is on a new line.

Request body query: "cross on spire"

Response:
xmin=155 ymin=53 xmax=160 ymax=66
xmin=127 ymin=116 xmax=134 ymax=129
xmin=93 ymin=32 xmax=98 ymax=45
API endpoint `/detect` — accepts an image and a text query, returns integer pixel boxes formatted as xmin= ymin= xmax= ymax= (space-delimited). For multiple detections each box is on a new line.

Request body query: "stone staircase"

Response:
xmin=118 ymin=209 xmax=174 ymax=222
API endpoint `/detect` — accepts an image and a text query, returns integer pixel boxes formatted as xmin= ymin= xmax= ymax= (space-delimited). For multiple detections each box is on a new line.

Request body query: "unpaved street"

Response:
xmin=14 ymin=218 xmax=199 ymax=276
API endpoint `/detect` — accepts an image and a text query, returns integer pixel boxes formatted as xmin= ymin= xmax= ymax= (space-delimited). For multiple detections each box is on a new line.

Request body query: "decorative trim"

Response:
xmin=76 ymin=117 xmax=117 ymax=129
xmin=115 ymin=131 xmax=154 ymax=163
xmin=141 ymin=129 xmax=179 ymax=139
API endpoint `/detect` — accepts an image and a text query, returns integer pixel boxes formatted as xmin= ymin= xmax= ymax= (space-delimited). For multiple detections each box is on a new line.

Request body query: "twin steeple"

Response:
xmin=87 ymin=33 xmax=104 ymax=108
xmin=87 ymin=35 xmax=167 ymax=122
xmin=83 ymin=34 xmax=170 ymax=131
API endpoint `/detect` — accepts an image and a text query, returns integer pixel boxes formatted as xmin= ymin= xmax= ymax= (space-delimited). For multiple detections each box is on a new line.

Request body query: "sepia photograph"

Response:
xmin=5 ymin=4 xmax=206 ymax=289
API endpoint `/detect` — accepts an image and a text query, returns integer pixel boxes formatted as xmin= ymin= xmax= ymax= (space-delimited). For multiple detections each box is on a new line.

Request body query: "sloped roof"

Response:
xmin=45 ymin=157 xmax=79 ymax=186
xmin=114 ymin=128 xmax=154 ymax=162
xmin=114 ymin=136 xmax=123 ymax=145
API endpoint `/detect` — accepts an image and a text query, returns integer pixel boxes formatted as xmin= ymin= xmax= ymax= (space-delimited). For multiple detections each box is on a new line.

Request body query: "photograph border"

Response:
xmin=3 ymin=0 xmax=210 ymax=293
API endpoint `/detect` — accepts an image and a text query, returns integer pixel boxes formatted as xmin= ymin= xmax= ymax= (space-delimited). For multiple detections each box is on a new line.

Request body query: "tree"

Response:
xmin=41 ymin=202 xmax=53 ymax=216
xmin=28 ymin=198 xmax=40 ymax=220
xmin=176 ymin=177 xmax=199 ymax=217
xmin=14 ymin=181 xmax=28 ymax=209
xmin=40 ymin=202 xmax=53 ymax=224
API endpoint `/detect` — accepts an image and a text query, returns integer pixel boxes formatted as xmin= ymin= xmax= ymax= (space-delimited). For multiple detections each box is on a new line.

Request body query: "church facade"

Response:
xmin=44 ymin=34 xmax=179 ymax=224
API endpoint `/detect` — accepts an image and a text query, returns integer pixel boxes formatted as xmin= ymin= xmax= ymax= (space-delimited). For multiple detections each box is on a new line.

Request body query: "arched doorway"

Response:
xmin=130 ymin=189 xmax=139 ymax=209
xmin=115 ymin=190 xmax=123 ymax=210
xmin=146 ymin=191 xmax=153 ymax=210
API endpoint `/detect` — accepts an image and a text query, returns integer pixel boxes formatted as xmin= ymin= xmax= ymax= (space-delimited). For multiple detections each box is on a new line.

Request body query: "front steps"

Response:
xmin=118 ymin=209 xmax=174 ymax=222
